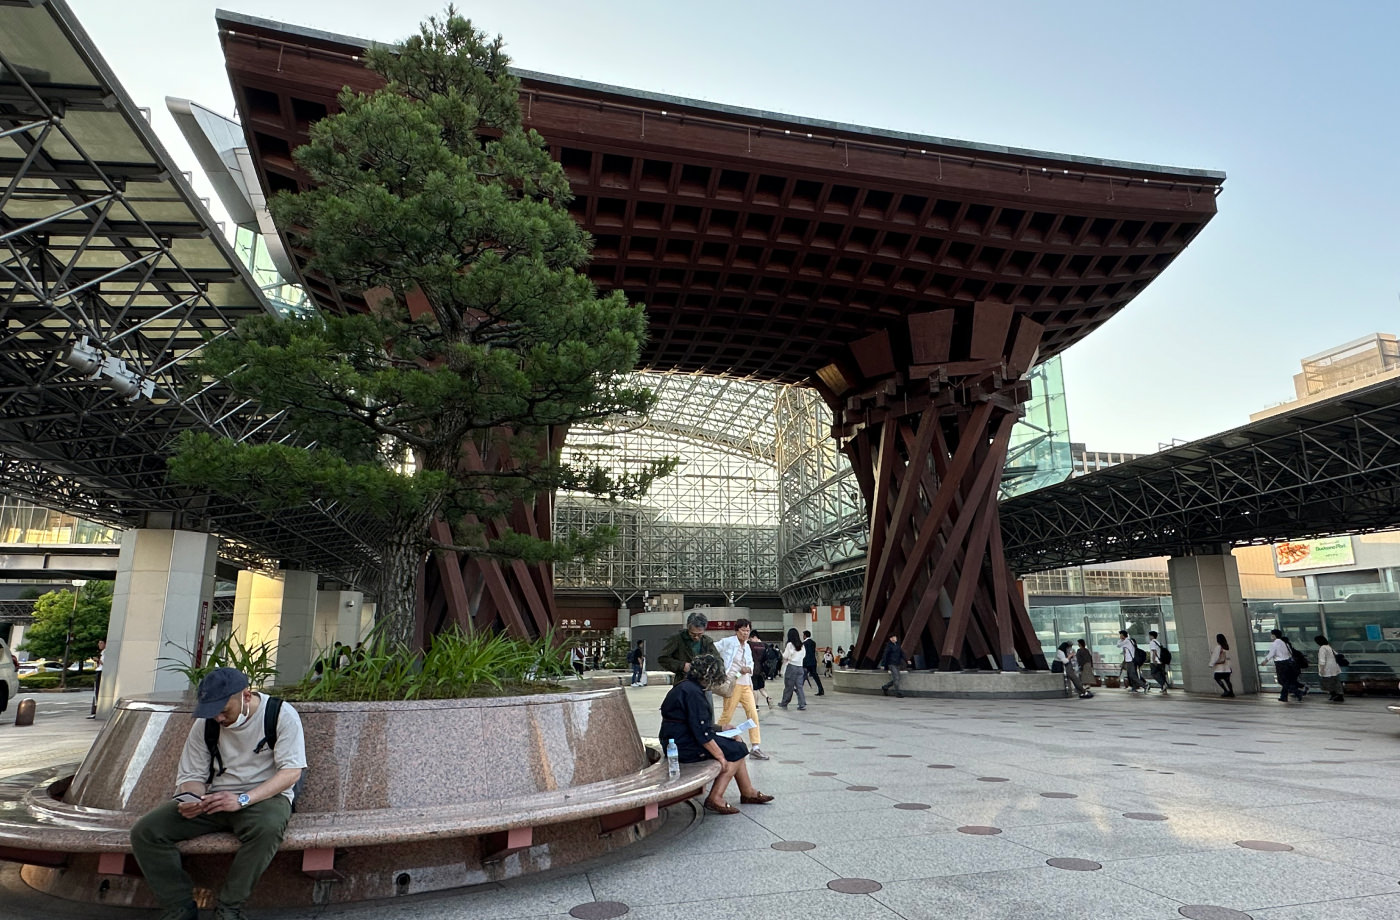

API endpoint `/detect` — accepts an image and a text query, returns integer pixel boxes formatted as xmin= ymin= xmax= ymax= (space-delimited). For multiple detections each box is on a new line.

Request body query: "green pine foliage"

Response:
xmin=169 ymin=8 xmax=672 ymax=645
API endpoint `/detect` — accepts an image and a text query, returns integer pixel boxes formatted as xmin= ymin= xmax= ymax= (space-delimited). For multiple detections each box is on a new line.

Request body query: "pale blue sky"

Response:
xmin=66 ymin=0 xmax=1400 ymax=453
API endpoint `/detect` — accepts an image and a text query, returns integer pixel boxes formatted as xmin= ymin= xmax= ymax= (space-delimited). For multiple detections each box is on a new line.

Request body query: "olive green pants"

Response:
xmin=130 ymin=797 xmax=291 ymax=909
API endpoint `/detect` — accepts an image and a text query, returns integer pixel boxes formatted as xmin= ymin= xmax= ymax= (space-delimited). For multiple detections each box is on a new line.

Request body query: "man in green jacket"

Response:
xmin=658 ymin=612 xmax=718 ymax=679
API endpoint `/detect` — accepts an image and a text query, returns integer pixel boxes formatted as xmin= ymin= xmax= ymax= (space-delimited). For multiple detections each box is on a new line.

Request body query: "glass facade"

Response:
xmin=0 ymin=495 xmax=118 ymax=544
xmin=232 ymin=225 xmax=308 ymax=315
xmin=1029 ymin=597 xmax=1179 ymax=681
xmin=553 ymin=373 xmax=780 ymax=595
xmin=1002 ymin=357 xmax=1073 ymax=500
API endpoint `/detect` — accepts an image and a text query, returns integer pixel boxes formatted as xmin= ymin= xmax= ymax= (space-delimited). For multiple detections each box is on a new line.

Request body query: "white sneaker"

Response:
xmin=749 ymin=748 xmax=771 ymax=761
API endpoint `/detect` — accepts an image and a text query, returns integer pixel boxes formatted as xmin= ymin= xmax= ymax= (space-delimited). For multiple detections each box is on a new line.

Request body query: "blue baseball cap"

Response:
xmin=193 ymin=667 xmax=249 ymax=719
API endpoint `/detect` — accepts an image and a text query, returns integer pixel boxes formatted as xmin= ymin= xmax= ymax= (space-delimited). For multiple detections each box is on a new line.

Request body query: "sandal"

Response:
xmin=739 ymin=791 xmax=774 ymax=804
xmin=704 ymin=799 xmax=740 ymax=815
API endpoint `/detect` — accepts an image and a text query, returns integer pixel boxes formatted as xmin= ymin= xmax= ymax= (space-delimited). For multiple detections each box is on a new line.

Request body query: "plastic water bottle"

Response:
xmin=665 ymin=739 xmax=680 ymax=779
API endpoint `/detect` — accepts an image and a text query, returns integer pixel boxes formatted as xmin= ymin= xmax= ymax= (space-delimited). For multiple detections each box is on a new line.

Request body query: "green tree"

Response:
xmin=20 ymin=581 xmax=112 ymax=675
xmin=170 ymin=8 xmax=670 ymax=646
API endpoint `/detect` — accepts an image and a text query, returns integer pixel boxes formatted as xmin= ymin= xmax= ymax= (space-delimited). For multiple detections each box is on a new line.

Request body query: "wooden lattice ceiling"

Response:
xmin=219 ymin=13 xmax=1224 ymax=386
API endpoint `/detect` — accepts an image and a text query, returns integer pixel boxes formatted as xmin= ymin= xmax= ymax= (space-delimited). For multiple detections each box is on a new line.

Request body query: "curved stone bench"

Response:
xmin=0 ymin=687 xmax=719 ymax=908
xmin=832 ymin=667 xmax=1066 ymax=698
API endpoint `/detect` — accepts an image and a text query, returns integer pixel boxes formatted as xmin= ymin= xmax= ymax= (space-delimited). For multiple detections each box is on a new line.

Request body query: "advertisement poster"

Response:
xmin=1273 ymin=536 xmax=1355 ymax=573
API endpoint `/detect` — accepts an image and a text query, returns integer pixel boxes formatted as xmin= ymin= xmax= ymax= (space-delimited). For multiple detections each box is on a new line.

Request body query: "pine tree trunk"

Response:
xmin=378 ymin=532 xmax=426 ymax=648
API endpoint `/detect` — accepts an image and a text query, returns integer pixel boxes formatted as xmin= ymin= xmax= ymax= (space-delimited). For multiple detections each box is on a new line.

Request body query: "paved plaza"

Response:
xmin=3 ymin=685 xmax=1400 ymax=920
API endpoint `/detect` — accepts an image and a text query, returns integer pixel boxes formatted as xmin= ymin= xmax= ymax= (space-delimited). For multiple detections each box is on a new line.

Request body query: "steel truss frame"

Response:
xmin=1001 ymin=378 xmax=1400 ymax=574
xmin=554 ymin=373 xmax=779 ymax=596
xmin=0 ymin=2 xmax=381 ymax=580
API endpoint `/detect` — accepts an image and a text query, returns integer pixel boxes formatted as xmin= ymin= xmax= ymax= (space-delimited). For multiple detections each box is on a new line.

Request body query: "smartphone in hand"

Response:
xmin=172 ymin=791 xmax=203 ymax=804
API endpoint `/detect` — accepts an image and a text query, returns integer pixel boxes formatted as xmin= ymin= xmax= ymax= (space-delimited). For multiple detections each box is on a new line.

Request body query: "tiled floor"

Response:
xmin=3 ymin=684 xmax=1399 ymax=919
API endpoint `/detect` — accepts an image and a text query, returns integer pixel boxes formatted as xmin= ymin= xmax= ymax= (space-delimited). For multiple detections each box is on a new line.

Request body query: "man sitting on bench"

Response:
xmin=130 ymin=667 xmax=306 ymax=920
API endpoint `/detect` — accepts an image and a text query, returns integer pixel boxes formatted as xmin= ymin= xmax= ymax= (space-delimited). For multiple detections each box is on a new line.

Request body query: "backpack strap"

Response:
xmin=204 ymin=718 xmax=224 ymax=786
xmin=255 ymin=696 xmax=282 ymax=755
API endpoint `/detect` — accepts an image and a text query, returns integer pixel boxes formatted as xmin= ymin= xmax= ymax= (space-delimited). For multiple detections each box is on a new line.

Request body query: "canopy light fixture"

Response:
xmin=60 ymin=336 xmax=155 ymax=401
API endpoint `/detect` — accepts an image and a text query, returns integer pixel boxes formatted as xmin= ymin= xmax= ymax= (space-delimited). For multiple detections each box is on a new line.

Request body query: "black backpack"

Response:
xmin=1158 ymin=643 xmax=1172 ymax=666
xmin=203 ymin=696 xmax=304 ymax=809
xmin=1132 ymin=642 xmax=1148 ymax=667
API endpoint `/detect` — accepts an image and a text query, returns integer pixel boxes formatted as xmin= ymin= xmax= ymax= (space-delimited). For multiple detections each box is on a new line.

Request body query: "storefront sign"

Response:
xmin=1273 ymin=536 xmax=1355 ymax=573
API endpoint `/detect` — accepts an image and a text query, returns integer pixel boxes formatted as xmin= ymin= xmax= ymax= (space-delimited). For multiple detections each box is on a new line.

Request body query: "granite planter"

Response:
xmin=9 ymin=687 xmax=705 ymax=908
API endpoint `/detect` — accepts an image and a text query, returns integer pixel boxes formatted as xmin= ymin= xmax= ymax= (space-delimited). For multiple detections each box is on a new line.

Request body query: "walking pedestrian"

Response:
xmin=802 ymin=631 xmax=825 ymax=696
xmin=628 ymin=639 xmax=645 ymax=686
xmin=715 ymin=620 xmax=769 ymax=759
xmin=1314 ymin=635 xmax=1344 ymax=702
xmin=88 ymin=637 xmax=105 ymax=718
xmin=777 ymin=628 xmax=807 ymax=710
xmin=1263 ymin=628 xmax=1306 ymax=702
xmin=880 ymin=635 xmax=907 ymax=697
xmin=1210 ymin=634 xmax=1234 ymax=697
xmin=822 ymin=647 xmax=834 ymax=678
xmin=747 ymin=630 xmax=772 ymax=708
xmin=658 ymin=612 xmax=719 ymax=680
xmin=1147 ymin=630 xmax=1170 ymax=694
xmin=1117 ymin=630 xmax=1146 ymax=692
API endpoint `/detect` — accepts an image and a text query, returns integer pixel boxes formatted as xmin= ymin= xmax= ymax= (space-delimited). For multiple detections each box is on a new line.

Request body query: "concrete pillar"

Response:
xmin=99 ymin=529 xmax=218 ymax=716
xmin=1168 ymin=552 xmax=1259 ymax=695
xmin=810 ymin=605 xmax=853 ymax=659
xmin=314 ymin=589 xmax=366 ymax=653
xmin=232 ymin=569 xmax=318 ymax=686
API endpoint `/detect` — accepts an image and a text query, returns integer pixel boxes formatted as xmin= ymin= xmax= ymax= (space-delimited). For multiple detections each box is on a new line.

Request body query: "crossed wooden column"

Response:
xmin=415 ymin=426 xmax=565 ymax=643
xmin=820 ymin=304 xmax=1049 ymax=672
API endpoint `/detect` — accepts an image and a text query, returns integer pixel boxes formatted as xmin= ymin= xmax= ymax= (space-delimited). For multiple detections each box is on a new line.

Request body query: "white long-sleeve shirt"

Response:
xmin=1209 ymin=644 xmax=1232 ymax=673
xmin=1265 ymin=637 xmax=1291 ymax=663
xmin=1316 ymin=644 xmax=1341 ymax=678
xmin=714 ymin=635 xmax=753 ymax=687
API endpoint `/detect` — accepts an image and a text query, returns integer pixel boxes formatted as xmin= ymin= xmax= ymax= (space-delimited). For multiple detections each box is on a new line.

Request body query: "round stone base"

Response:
xmin=832 ymin=668 xmax=1066 ymax=699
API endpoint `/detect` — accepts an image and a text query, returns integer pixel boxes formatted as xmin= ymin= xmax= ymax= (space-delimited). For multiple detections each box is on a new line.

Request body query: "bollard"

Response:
xmin=14 ymin=697 xmax=35 ymax=727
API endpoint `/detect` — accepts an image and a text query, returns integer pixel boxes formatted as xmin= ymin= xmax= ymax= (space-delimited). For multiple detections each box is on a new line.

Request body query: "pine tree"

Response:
xmin=171 ymin=8 xmax=669 ymax=646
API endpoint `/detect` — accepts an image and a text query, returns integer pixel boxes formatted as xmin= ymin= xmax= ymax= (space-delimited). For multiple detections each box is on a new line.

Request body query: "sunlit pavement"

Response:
xmin=4 ymin=684 xmax=1400 ymax=919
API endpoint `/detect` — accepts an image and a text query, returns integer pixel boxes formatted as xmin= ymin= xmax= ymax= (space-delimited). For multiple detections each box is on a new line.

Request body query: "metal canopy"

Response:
xmin=1000 ymin=378 xmax=1400 ymax=574
xmin=0 ymin=0 xmax=378 ymax=579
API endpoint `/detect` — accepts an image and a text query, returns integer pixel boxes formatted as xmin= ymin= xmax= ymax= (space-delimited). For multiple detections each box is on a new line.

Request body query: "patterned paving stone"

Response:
xmin=809 ymin=771 xmax=838 ymax=776
xmin=570 ymin=902 xmax=629 ymax=919
xmin=1178 ymin=907 xmax=1253 ymax=920
xmin=958 ymin=825 xmax=1003 ymax=835
xmin=846 ymin=785 xmax=878 ymax=792
xmin=772 ymin=840 xmax=816 ymax=851
xmin=828 ymin=878 xmax=883 ymax=894
xmin=1235 ymin=840 xmax=1293 ymax=851
xmin=1041 ymin=792 xmax=1078 ymax=799
xmin=894 ymin=803 xmax=931 ymax=810
xmin=928 ymin=764 xmax=956 ymax=769
xmin=1047 ymin=858 xmax=1101 ymax=871
xmin=977 ymin=777 xmax=1010 ymax=782
xmin=1123 ymin=812 xmax=1169 ymax=821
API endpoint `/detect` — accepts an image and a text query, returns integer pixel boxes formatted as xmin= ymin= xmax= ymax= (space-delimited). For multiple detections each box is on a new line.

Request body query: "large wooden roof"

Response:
xmin=218 ymin=12 xmax=1224 ymax=386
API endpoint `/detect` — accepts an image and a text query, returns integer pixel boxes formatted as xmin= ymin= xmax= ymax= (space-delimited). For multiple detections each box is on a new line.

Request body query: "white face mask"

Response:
xmin=230 ymin=694 xmax=253 ymax=729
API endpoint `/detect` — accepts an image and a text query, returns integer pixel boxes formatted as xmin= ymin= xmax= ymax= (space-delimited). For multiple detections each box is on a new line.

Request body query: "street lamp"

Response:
xmin=60 ymin=579 xmax=88 ymax=692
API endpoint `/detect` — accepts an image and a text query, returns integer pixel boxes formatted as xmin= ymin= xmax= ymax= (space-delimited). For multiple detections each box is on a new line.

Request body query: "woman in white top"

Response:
xmin=1262 ymin=628 xmax=1306 ymax=702
xmin=1313 ymin=635 xmax=1344 ymax=703
xmin=777 ymin=628 xmax=807 ymax=710
xmin=1209 ymin=633 xmax=1234 ymax=697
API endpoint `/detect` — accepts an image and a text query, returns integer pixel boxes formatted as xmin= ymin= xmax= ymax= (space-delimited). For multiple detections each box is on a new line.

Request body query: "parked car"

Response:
xmin=17 ymin=658 xmax=62 ymax=676
xmin=0 ymin=638 xmax=18 ymax=713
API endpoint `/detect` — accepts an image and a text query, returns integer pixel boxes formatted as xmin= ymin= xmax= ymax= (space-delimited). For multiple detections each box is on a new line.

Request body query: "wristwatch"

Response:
xmin=237 ymin=793 xmax=251 ymax=808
